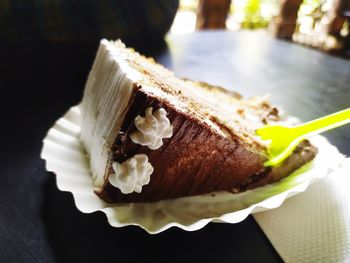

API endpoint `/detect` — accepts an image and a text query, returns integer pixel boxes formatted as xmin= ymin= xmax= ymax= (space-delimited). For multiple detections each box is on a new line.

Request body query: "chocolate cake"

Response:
xmin=80 ymin=39 xmax=317 ymax=203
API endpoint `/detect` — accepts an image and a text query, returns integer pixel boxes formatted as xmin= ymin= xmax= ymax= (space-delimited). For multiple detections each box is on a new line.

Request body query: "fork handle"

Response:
xmin=294 ymin=108 xmax=350 ymax=137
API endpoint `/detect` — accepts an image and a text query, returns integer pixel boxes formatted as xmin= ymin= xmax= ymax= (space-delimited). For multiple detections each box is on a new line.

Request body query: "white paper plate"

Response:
xmin=41 ymin=105 xmax=344 ymax=234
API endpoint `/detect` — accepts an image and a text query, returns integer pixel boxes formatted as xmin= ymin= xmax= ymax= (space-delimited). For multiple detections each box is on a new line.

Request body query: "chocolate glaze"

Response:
xmin=96 ymin=88 xmax=317 ymax=203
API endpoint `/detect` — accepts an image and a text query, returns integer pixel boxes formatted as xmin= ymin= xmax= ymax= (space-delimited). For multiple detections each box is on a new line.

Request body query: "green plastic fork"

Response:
xmin=256 ymin=108 xmax=350 ymax=167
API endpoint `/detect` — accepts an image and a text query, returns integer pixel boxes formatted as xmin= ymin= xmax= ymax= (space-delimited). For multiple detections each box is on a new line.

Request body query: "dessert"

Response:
xmin=80 ymin=39 xmax=317 ymax=203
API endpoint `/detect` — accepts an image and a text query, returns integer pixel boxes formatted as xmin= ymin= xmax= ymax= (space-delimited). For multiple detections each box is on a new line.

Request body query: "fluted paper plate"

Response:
xmin=41 ymin=105 xmax=345 ymax=234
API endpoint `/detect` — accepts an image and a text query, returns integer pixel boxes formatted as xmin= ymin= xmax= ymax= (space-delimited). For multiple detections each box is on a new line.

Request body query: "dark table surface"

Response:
xmin=1 ymin=31 xmax=349 ymax=263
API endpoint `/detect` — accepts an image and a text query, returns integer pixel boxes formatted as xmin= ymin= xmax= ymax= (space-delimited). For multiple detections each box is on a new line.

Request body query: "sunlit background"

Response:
xmin=170 ymin=0 xmax=349 ymax=56
xmin=171 ymin=0 xmax=278 ymax=33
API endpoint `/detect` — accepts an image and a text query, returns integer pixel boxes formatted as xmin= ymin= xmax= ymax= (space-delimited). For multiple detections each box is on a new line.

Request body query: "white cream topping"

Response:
xmin=108 ymin=154 xmax=154 ymax=194
xmin=130 ymin=107 xmax=173 ymax=150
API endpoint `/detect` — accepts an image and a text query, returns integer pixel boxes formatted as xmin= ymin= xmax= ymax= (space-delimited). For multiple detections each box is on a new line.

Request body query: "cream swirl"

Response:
xmin=130 ymin=107 xmax=173 ymax=150
xmin=108 ymin=154 xmax=153 ymax=194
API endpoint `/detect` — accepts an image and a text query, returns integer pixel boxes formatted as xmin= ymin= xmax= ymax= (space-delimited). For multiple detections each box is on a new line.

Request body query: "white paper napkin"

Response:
xmin=254 ymin=158 xmax=350 ymax=263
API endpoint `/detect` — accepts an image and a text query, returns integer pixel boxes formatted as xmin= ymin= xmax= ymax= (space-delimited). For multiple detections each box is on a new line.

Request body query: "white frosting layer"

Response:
xmin=109 ymin=154 xmax=154 ymax=194
xmin=130 ymin=107 xmax=173 ymax=150
xmin=80 ymin=39 xmax=142 ymax=187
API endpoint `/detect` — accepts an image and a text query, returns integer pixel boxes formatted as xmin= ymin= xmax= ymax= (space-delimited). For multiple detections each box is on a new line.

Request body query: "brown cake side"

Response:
xmin=96 ymin=83 xmax=317 ymax=203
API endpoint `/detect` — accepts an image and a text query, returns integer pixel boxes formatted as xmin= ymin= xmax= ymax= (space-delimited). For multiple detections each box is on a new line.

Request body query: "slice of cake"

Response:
xmin=80 ymin=39 xmax=317 ymax=203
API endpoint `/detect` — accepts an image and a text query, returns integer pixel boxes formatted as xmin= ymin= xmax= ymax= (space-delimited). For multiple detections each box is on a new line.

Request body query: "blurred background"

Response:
xmin=171 ymin=0 xmax=350 ymax=57
xmin=0 ymin=0 xmax=349 ymax=57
